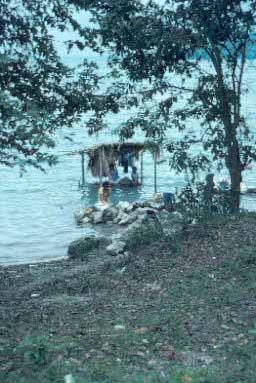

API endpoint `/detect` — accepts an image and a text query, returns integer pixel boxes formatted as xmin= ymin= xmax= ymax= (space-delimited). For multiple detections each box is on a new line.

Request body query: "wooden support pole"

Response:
xmin=81 ymin=152 xmax=85 ymax=185
xmin=154 ymin=151 xmax=157 ymax=193
xmin=99 ymin=148 xmax=103 ymax=185
xmin=140 ymin=151 xmax=143 ymax=184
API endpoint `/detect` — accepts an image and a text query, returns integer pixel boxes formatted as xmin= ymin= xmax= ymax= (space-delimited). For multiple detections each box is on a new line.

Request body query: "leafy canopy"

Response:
xmin=0 ymin=0 xmax=117 ymax=171
xmin=71 ymin=0 xmax=256 ymax=210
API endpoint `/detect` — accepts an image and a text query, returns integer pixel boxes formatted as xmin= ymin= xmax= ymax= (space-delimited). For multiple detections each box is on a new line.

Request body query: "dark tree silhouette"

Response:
xmin=0 ymin=0 xmax=117 ymax=171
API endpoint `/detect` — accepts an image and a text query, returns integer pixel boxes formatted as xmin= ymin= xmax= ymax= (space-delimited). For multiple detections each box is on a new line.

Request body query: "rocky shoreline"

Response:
xmin=70 ymin=196 xmax=184 ymax=260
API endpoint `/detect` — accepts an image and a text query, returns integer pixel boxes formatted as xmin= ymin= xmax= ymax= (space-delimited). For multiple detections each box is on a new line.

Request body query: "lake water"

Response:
xmin=1 ymin=52 xmax=256 ymax=265
xmin=0 ymin=126 xmax=186 ymax=265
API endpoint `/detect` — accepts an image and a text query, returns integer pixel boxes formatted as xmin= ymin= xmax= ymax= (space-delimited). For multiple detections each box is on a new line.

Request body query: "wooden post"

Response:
xmin=81 ymin=151 xmax=85 ymax=185
xmin=99 ymin=147 xmax=103 ymax=185
xmin=154 ymin=151 xmax=157 ymax=193
xmin=140 ymin=151 xmax=143 ymax=184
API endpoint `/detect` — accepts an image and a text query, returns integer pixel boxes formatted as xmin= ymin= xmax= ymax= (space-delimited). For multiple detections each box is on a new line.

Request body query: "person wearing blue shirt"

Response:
xmin=109 ymin=163 xmax=119 ymax=183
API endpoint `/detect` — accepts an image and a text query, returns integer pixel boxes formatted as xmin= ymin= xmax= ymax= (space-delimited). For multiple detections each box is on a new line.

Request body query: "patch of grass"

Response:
xmin=168 ymin=309 xmax=190 ymax=350
xmin=4 ymin=335 xmax=87 ymax=383
xmin=126 ymin=217 xmax=163 ymax=251
xmin=17 ymin=335 xmax=50 ymax=368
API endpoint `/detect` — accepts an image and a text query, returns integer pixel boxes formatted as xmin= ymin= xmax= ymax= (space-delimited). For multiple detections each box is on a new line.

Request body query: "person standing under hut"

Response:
xmin=109 ymin=163 xmax=119 ymax=183
xmin=131 ymin=166 xmax=140 ymax=186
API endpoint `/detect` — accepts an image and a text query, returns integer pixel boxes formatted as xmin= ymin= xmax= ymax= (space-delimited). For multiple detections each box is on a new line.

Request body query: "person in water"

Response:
xmin=131 ymin=166 xmax=140 ymax=186
xmin=109 ymin=163 xmax=119 ymax=183
xmin=98 ymin=181 xmax=111 ymax=205
xmin=203 ymin=173 xmax=219 ymax=211
xmin=219 ymin=178 xmax=230 ymax=191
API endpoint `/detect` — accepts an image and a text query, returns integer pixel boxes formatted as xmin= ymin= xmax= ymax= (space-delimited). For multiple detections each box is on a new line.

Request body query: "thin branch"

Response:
xmin=138 ymin=84 xmax=195 ymax=95
xmin=218 ymin=41 xmax=236 ymax=62
xmin=237 ymin=39 xmax=248 ymax=124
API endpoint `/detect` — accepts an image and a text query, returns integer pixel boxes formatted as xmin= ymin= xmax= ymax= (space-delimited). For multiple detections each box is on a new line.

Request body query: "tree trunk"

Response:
xmin=213 ymin=62 xmax=241 ymax=213
xmin=225 ymin=133 xmax=241 ymax=213
xmin=229 ymin=166 xmax=241 ymax=213
xmin=205 ymin=45 xmax=244 ymax=213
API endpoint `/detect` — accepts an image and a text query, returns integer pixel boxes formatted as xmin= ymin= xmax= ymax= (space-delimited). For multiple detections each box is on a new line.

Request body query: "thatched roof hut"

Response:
xmin=85 ymin=142 xmax=159 ymax=178
xmin=66 ymin=141 xmax=160 ymax=191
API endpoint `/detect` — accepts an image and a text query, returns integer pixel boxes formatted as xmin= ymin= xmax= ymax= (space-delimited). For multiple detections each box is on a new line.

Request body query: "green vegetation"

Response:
xmin=69 ymin=0 xmax=256 ymax=211
xmin=0 ymin=1 xmax=117 ymax=170
xmin=125 ymin=217 xmax=164 ymax=251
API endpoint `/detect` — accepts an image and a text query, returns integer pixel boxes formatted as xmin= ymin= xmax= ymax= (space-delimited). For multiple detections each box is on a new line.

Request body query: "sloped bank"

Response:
xmin=1 ymin=214 xmax=256 ymax=383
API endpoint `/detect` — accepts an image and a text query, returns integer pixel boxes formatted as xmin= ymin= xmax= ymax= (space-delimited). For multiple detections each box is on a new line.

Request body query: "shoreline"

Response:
xmin=0 ymin=256 xmax=68 ymax=268
xmin=1 ymin=190 xmax=256 ymax=267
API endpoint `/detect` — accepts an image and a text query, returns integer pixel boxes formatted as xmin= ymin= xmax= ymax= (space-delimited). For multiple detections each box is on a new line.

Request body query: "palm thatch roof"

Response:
xmin=65 ymin=141 xmax=159 ymax=156
xmin=65 ymin=141 xmax=160 ymax=179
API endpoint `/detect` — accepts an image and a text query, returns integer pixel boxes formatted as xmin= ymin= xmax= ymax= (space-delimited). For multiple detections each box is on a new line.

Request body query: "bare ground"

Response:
xmin=0 ymin=214 xmax=256 ymax=382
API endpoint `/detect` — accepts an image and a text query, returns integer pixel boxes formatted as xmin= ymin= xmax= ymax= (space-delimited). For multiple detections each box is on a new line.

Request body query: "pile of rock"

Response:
xmin=68 ymin=214 xmax=162 ymax=261
xmin=75 ymin=198 xmax=166 ymax=227
xmin=69 ymin=196 xmax=184 ymax=263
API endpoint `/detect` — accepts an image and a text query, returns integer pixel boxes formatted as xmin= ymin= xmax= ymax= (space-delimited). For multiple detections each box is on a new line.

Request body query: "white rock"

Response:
xmin=132 ymin=200 xmax=145 ymax=208
xmin=111 ymin=233 xmax=122 ymax=241
xmin=118 ymin=220 xmax=127 ymax=226
xmin=117 ymin=211 xmax=129 ymax=223
xmin=82 ymin=216 xmax=91 ymax=224
xmin=152 ymin=193 xmax=164 ymax=202
xmin=136 ymin=207 xmax=157 ymax=215
xmin=74 ymin=209 xmax=85 ymax=223
xmin=116 ymin=266 xmax=126 ymax=274
xmin=119 ymin=214 xmax=137 ymax=226
xmin=114 ymin=325 xmax=126 ymax=331
xmin=102 ymin=207 xmax=118 ymax=221
xmin=148 ymin=202 xmax=165 ymax=210
xmin=64 ymin=374 xmax=76 ymax=383
xmin=136 ymin=207 xmax=149 ymax=215
xmin=148 ymin=359 xmax=158 ymax=367
xmin=106 ymin=241 xmax=126 ymax=256
xmin=116 ymin=201 xmax=132 ymax=213
xmin=92 ymin=211 xmax=104 ymax=224
xmin=146 ymin=282 xmax=161 ymax=291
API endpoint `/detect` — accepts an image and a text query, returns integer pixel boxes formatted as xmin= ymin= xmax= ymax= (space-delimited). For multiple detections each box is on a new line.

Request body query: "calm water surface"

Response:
xmin=0 ymin=128 xmax=185 ymax=265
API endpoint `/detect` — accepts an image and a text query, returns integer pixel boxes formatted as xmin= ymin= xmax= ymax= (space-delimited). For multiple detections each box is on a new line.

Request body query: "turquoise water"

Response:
xmin=1 ymin=123 xmax=256 ymax=265
xmin=1 ymin=48 xmax=256 ymax=265
xmin=0 ymin=127 xmax=184 ymax=265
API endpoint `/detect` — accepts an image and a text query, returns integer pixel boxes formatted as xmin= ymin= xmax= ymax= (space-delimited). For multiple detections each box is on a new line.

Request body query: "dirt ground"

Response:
xmin=0 ymin=214 xmax=256 ymax=382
